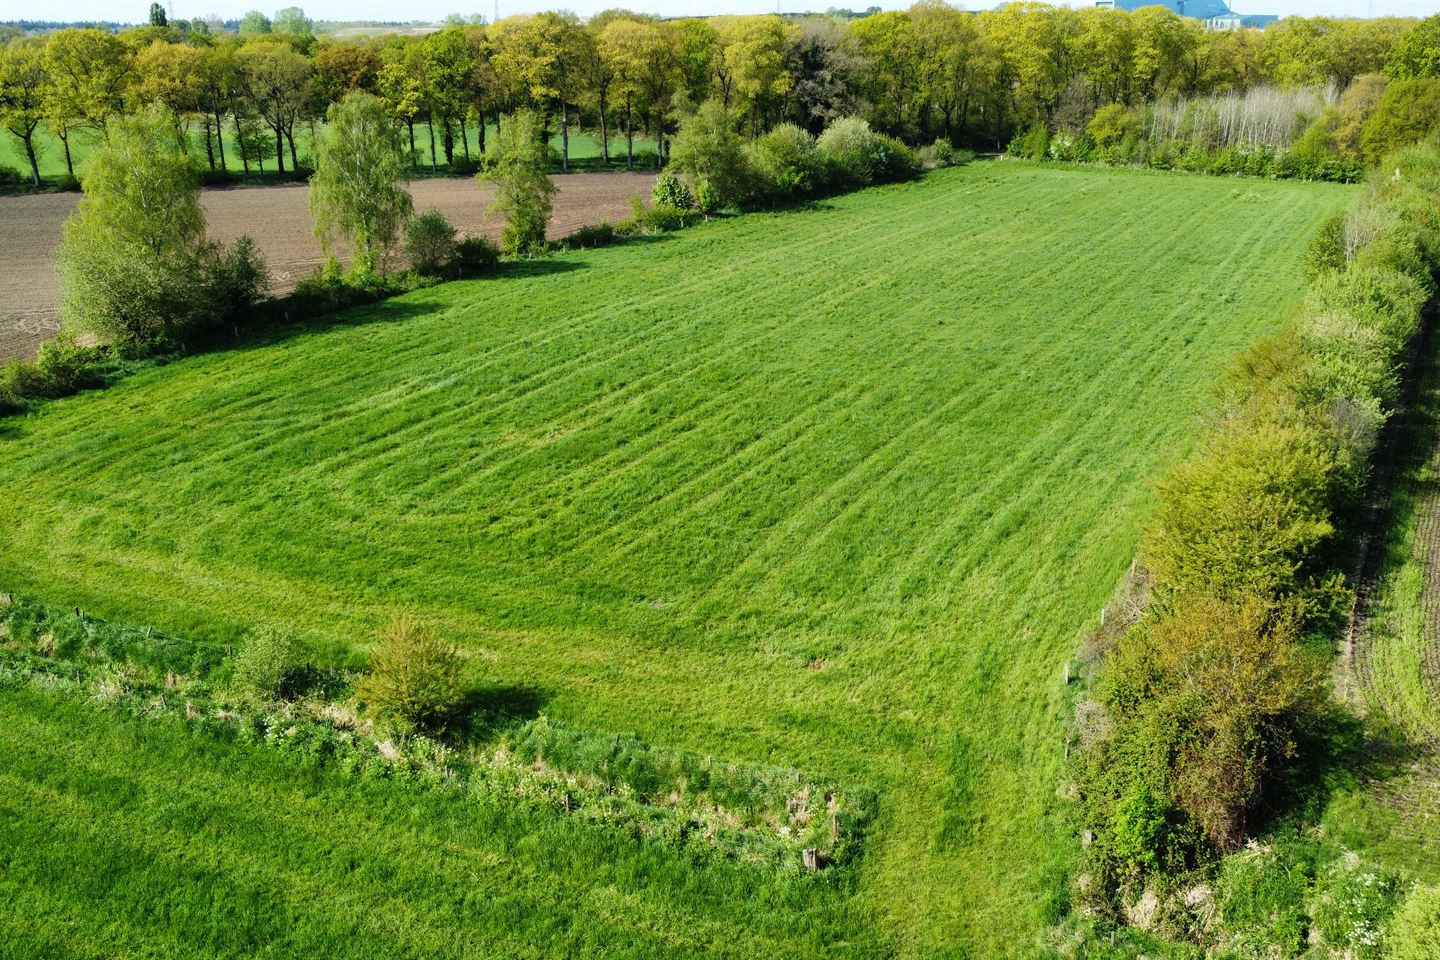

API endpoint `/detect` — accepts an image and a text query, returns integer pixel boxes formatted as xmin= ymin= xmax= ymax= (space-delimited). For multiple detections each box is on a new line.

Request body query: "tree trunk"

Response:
xmin=478 ymin=112 xmax=485 ymax=152
xmin=274 ymin=123 xmax=286 ymax=174
xmin=61 ymin=131 xmax=74 ymax=176
xmin=215 ymin=109 xmax=228 ymax=171
xmin=443 ymin=118 xmax=454 ymax=164
xmin=427 ymin=112 xmax=437 ymax=172
xmin=625 ymin=95 xmax=633 ymax=170
xmin=234 ymin=112 xmax=249 ymax=173
xmin=286 ymin=126 xmax=299 ymax=173
xmin=23 ymin=135 xmax=40 ymax=186
xmin=461 ymin=118 xmax=470 ymax=159
xmin=599 ymin=90 xmax=609 ymax=163
xmin=204 ymin=118 xmax=216 ymax=170
xmin=407 ymin=119 xmax=417 ymax=169
xmin=560 ymin=99 xmax=569 ymax=173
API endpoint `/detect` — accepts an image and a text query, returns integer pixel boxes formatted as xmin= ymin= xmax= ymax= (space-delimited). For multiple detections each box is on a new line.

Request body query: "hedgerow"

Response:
xmin=0 ymin=592 xmax=874 ymax=873
xmin=1074 ymin=140 xmax=1440 ymax=935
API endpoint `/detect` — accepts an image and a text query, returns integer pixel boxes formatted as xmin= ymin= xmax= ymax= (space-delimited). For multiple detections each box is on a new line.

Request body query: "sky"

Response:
xmin=9 ymin=0 xmax=1439 ymax=28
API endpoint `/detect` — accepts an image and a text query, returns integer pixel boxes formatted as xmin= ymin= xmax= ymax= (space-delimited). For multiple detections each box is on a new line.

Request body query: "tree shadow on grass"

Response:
xmin=450 ymin=683 xmax=551 ymax=745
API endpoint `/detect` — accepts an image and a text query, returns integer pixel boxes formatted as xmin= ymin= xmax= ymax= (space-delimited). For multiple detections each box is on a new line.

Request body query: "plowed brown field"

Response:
xmin=0 ymin=170 xmax=656 ymax=362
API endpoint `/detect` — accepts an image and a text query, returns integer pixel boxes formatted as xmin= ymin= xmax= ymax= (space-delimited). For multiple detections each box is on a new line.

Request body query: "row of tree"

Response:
xmin=3 ymin=5 xmax=1440 ymax=187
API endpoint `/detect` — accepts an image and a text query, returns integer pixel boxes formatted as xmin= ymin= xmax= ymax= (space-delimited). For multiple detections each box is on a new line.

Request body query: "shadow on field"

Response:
xmin=453 ymin=683 xmax=551 ymax=743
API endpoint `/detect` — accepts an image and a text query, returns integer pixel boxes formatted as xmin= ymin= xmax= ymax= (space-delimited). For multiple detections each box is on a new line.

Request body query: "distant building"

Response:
xmin=1092 ymin=0 xmax=1277 ymax=30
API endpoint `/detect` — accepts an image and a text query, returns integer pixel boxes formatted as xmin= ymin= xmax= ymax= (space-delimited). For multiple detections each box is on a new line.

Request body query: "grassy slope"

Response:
xmin=0 ymin=164 xmax=1352 ymax=957
xmin=0 ymin=121 xmax=656 ymax=180
xmin=1330 ymin=314 xmax=1440 ymax=885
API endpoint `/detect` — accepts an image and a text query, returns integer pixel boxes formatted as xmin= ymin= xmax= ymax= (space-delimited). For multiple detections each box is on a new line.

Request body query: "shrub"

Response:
xmin=1088 ymin=104 xmax=1143 ymax=149
xmin=355 ymin=614 xmax=465 ymax=732
xmin=651 ymin=169 xmax=693 ymax=211
xmin=1304 ymin=266 xmax=1428 ymax=353
xmin=403 ymin=211 xmax=459 ymax=275
xmin=453 ymin=234 xmax=499 ymax=274
xmin=816 ymin=116 xmax=885 ymax=189
xmin=1143 ymin=419 xmax=1336 ymax=605
xmin=195 ymin=236 xmax=269 ymax=333
xmin=1388 ymin=885 xmax=1440 ymax=960
xmin=916 ymin=138 xmax=961 ymax=171
xmin=1009 ymin=122 xmax=1049 ymax=160
xmin=449 ymin=155 xmax=481 ymax=176
xmin=231 ymin=627 xmax=302 ymax=700
xmin=1303 ymin=211 xmax=1347 ymax=279
xmin=745 ymin=123 xmax=820 ymax=202
xmin=559 ymin=221 xmax=617 ymax=250
xmin=1359 ymin=78 xmax=1440 ymax=164
xmin=0 ymin=164 xmax=22 ymax=185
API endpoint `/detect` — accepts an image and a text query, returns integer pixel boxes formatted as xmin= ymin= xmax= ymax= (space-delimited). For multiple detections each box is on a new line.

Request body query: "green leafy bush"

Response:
xmin=479 ymin=109 xmax=556 ymax=257
xmin=453 ymin=234 xmax=499 ymax=274
xmin=651 ymin=169 xmax=694 ymax=211
xmin=403 ymin=211 xmax=459 ymax=275
xmin=745 ymin=123 xmax=820 ymax=202
xmin=1009 ymin=122 xmax=1049 ymax=160
xmin=355 ymin=615 xmax=465 ymax=732
xmin=667 ymin=100 xmax=750 ymax=211
xmin=231 ymin=627 xmax=303 ymax=700
xmin=1302 ymin=211 xmax=1347 ymax=279
xmin=1088 ymin=104 xmax=1143 ymax=149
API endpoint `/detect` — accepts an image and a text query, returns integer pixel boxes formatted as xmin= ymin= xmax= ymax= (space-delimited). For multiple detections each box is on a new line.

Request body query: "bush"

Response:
xmin=1143 ymin=419 xmax=1336 ymax=605
xmin=651 ymin=169 xmax=693 ymax=211
xmin=1009 ymin=122 xmax=1050 ymax=160
xmin=1359 ymin=78 xmax=1440 ymax=164
xmin=560 ymin=221 xmax=616 ymax=250
xmin=745 ymin=123 xmax=820 ymax=202
xmin=0 ymin=164 xmax=23 ymax=185
xmin=1088 ymin=104 xmax=1143 ymax=149
xmin=196 ymin=236 xmax=268 ymax=333
xmin=231 ymin=627 xmax=302 ymax=700
xmin=453 ymin=234 xmax=499 ymax=274
xmin=1388 ymin=885 xmax=1440 ymax=960
xmin=816 ymin=116 xmax=882 ymax=189
xmin=1304 ymin=265 xmax=1429 ymax=353
xmin=355 ymin=614 xmax=465 ymax=732
xmin=449 ymin=155 xmax=481 ymax=176
xmin=403 ymin=211 xmax=459 ymax=275
xmin=1303 ymin=211 xmax=1348 ymax=279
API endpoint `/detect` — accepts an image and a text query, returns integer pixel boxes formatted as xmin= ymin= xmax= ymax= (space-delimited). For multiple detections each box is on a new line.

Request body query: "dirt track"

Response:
xmin=0 ymin=170 xmax=656 ymax=362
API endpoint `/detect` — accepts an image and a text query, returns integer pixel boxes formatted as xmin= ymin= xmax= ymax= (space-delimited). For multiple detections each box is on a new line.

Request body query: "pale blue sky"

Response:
xmin=12 ymin=0 xmax=1439 ymax=27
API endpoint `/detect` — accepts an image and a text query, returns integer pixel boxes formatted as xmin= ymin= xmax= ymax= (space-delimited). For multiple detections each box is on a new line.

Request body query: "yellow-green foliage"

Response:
xmin=1388 ymin=886 xmax=1440 ymax=960
xmin=1084 ymin=141 xmax=1440 ymax=899
xmin=355 ymin=615 xmax=465 ymax=732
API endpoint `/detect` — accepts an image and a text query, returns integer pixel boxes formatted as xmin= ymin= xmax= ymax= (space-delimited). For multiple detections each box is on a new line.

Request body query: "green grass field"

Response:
xmin=0 ymin=120 xmax=656 ymax=181
xmin=0 ymin=163 xmax=1352 ymax=958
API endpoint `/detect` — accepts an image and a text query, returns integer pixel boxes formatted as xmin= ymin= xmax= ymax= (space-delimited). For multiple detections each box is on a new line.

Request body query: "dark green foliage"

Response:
xmin=403 ymin=210 xmax=459 ymax=275
xmin=452 ymin=234 xmax=499 ymax=274
xmin=558 ymin=222 xmax=617 ymax=250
